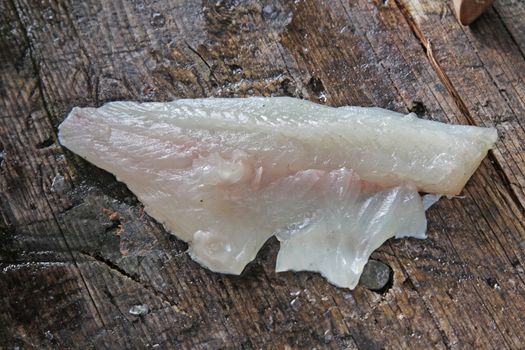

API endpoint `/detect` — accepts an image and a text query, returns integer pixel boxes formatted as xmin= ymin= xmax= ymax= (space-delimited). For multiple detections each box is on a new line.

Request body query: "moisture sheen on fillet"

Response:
xmin=58 ymin=97 xmax=497 ymax=287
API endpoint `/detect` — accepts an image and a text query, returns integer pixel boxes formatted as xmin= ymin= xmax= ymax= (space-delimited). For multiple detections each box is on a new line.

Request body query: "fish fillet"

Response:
xmin=58 ymin=97 xmax=497 ymax=288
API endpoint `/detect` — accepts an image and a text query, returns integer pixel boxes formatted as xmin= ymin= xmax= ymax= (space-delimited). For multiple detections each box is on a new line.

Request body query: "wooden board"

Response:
xmin=1 ymin=0 xmax=524 ymax=348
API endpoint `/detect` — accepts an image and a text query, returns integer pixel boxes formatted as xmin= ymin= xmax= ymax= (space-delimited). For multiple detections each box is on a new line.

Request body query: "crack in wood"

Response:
xmin=184 ymin=40 xmax=219 ymax=84
xmin=488 ymin=152 xmax=525 ymax=216
xmin=78 ymin=251 xmax=189 ymax=317
xmin=395 ymin=2 xmax=472 ymax=121
xmin=393 ymin=0 xmax=525 ymax=217
xmin=272 ymin=38 xmax=304 ymax=97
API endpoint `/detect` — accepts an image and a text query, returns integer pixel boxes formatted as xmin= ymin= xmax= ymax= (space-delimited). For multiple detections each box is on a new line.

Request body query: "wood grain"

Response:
xmin=397 ymin=0 xmax=525 ymax=211
xmin=494 ymin=0 xmax=525 ymax=56
xmin=1 ymin=0 xmax=524 ymax=349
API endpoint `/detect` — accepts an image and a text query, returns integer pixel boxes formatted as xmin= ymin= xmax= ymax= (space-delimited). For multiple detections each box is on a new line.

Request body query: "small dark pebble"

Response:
xmin=359 ymin=259 xmax=392 ymax=292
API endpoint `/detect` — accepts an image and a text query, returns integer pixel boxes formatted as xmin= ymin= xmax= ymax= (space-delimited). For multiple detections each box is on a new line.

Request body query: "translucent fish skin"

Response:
xmin=274 ymin=169 xmax=427 ymax=289
xmin=58 ymin=97 xmax=497 ymax=288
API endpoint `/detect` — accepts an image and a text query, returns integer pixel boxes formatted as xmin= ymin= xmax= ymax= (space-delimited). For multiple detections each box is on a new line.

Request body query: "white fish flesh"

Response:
xmin=58 ymin=97 xmax=497 ymax=288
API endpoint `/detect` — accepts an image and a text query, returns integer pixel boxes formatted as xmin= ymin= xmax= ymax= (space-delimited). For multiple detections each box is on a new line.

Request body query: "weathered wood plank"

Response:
xmin=396 ymin=0 xmax=525 ymax=211
xmin=1 ymin=0 xmax=525 ymax=349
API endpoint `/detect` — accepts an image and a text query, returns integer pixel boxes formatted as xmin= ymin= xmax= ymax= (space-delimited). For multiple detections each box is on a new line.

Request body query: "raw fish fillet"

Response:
xmin=58 ymin=97 xmax=497 ymax=288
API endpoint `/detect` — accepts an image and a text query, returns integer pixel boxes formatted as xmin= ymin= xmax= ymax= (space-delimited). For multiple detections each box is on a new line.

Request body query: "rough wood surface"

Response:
xmin=1 ymin=0 xmax=524 ymax=349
